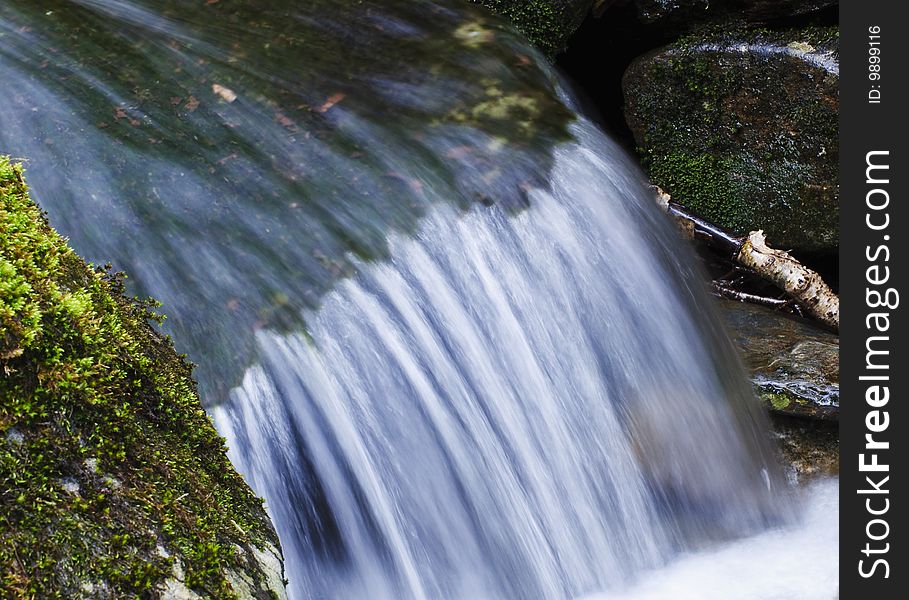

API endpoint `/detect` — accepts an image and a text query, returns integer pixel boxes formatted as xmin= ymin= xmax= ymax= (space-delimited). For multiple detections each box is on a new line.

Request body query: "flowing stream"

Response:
xmin=0 ymin=1 xmax=836 ymax=598
xmin=213 ymin=118 xmax=796 ymax=599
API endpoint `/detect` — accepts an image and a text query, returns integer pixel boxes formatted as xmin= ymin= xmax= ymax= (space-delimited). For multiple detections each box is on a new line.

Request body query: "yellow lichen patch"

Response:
xmin=473 ymin=93 xmax=540 ymax=121
xmin=453 ymin=20 xmax=495 ymax=48
xmin=787 ymin=41 xmax=816 ymax=53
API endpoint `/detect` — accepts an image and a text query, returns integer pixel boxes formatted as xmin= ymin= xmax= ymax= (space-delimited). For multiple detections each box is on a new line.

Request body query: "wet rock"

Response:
xmin=771 ymin=415 xmax=838 ymax=483
xmin=612 ymin=0 xmax=836 ymax=27
xmin=623 ymin=27 xmax=839 ymax=252
xmin=719 ymin=299 xmax=838 ymax=482
xmin=0 ymin=0 xmax=576 ymax=401
xmin=719 ymin=299 xmax=838 ymax=420
xmin=473 ymin=1 xmax=594 ymax=56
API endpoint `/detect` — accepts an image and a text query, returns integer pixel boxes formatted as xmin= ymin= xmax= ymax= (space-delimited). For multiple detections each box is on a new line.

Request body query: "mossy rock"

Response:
xmin=626 ymin=0 xmax=836 ymax=27
xmin=472 ymin=0 xmax=593 ymax=56
xmin=623 ymin=27 xmax=839 ymax=252
xmin=0 ymin=157 xmax=285 ymax=598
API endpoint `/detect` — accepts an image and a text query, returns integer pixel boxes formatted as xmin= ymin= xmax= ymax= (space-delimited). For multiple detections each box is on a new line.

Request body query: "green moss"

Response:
xmin=757 ymin=385 xmax=834 ymax=420
xmin=648 ymin=152 xmax=751 ymax=231
xmin=0 ymin=157 xmax=280 ymax=598
xmin=763 ymin=390 xmax=794 ymax=411
xmin=472 ymin=0 xmax=589 ymax=57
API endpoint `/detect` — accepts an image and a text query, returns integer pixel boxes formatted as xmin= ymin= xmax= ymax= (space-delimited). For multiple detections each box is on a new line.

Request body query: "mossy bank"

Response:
xmin=1 ymin=157 xmax=285 ymax=598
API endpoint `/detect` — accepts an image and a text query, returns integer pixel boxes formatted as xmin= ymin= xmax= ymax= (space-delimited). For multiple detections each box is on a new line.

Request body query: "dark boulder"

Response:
xmin=623 ymin=27 xmax=839 ymax=252
xmin=719 ymin=298 xmax=839 ymax=482
xmin=772 ymin=415 xmax=838 ymax=483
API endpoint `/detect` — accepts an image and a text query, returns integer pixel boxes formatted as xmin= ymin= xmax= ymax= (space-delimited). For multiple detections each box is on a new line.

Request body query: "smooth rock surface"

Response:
xmin=719 ymin=299 xmax=838 ymax=482
xmin=720 ymin=298 xmax=838 ymax=420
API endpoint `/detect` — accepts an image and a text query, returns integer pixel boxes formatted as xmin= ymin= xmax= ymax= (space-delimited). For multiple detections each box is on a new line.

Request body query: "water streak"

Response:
xmin=215 ymin=119 xmax=788 ymax=599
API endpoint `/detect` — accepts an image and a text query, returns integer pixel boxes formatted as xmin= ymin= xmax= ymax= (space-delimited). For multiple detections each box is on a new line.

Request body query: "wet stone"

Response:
xmin=719 ymin=298 xmax=838 ymax=421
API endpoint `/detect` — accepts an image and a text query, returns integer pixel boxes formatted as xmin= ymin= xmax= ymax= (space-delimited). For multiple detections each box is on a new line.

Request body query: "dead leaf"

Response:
xmin=316 ymin=92 xmax=346 ymax=113
xmin=446 ymin=146 xmax=473 ymax=160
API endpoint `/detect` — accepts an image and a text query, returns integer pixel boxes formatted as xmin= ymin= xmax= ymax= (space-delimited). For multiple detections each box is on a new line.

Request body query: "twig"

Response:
xmin=712 ymin=282 xmax=790 ymax=307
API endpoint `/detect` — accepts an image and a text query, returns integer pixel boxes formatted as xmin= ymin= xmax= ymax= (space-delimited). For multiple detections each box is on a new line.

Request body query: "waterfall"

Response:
xmin=213 ymin=119 xmax=787 ymax=599
xmin=0 ymin=1 xmax=832 ymax=598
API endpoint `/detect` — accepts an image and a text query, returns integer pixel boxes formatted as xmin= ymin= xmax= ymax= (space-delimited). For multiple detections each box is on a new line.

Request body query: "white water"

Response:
xmin=213 ymin=119 xmax=808 ymax=600
xmin=584 ymin=479 xmax=838 ymax=600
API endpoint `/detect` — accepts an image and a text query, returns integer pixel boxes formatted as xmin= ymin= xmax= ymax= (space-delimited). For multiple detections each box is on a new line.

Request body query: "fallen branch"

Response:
xmin=654 ymin=188 xmax=839 ymax=331
xmin=737 ymin=231 xmax=839 ymax=329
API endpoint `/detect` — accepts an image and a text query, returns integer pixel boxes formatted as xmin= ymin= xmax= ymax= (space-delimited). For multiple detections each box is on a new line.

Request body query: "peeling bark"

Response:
xmin=654 ymin=187 xmax=840 ymax=331
xmin=736 ymin=231 xmax=839 ymax=330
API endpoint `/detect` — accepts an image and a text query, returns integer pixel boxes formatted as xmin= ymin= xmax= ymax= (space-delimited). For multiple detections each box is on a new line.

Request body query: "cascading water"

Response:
xmin=0 ymin=0 xmax=835 ymax=598
xmin=213 ymin=119 xmax=790 ymax=599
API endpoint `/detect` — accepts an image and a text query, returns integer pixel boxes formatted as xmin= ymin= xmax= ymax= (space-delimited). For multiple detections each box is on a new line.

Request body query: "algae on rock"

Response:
xmin=0 ymin=157 xmax=285 ymax=599
xmin=720 ymin=298 xmax=838 ymax=421
xmin=0 ymin=0 xmax=576 ymax=403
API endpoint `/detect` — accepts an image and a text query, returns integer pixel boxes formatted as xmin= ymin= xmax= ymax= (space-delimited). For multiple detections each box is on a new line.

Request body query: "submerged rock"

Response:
xmin=0 ymin=0 xmax=576 ymax=402
xmin=623 ymin=27 xmax=839 ymax=252
xmin=720 ymin=299 xmax=838 ymax=420
xmin=0 ymin=158 xmax=285 ymax=598
xmin=473 ymin=0 xmax=594 ymax=56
